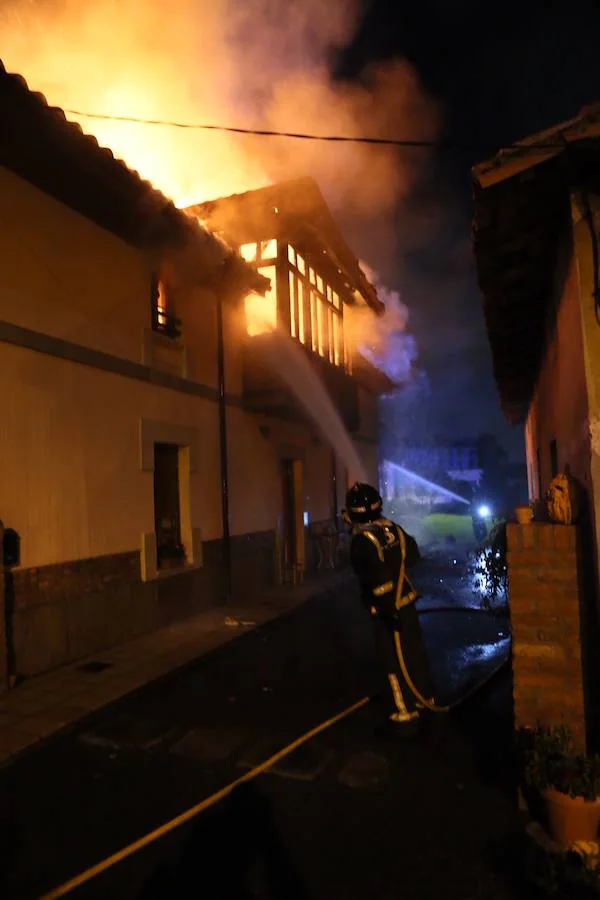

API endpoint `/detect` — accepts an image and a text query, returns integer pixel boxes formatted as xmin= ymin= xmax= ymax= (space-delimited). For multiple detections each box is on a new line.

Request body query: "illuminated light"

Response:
xmin=333 ymin=314 xmax=341 ymax=366
xmin=296 ymin=254 xmax=306 ymax=275
xmin=288 ymin=271 xmax=297 ymax=338
xmin=328 ymin=307 xmax=334 ymax=362
xmin=298 ymin=280 xmax=305 ymax=344
xmin=288 ymin=245 xmax=296 ymax=266
xmin=310 ymin=290 xmax=318 ymax=352
xmin=478 ymin=504 xmax=492 ymax=518
xmin=245 ymin=265 xmax=277 ymax=335
xmin=273 ymin=207 xmax=279 ymax=214
xmin=261 ymin=239 xmax=277 ymax=260
xmin=333 ymin=291 xmax=340 ymax=309
xmin=240 ymin=243 xmax=257 ymax=262
xmin=317 ymin=275 xmax=324 ymax=294
xmin=317 ymin=296 xmax=325 ymax=356
xmin=303 ymin=511 xmax=309 ymax=526
xmin=309 ymin=268 xmax=316 ymax=285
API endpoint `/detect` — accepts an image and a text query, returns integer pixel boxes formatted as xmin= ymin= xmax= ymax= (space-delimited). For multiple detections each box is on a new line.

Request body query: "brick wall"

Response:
xmin=0 ymin=520 xmax=5 ymax=691
xmin=507 ymin=522 xmax=590 ymax=750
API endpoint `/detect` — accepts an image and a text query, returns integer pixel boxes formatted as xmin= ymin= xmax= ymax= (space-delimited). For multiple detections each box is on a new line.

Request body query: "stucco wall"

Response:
xmin=525 ymin=230 xmax=591 ymax=500
xmin=0 ymin=342 xmax=222 ymax=568
xmin=0 ymin=166 xmax=150 ymax=363
xmin=572 ymin=194 xmax=600 ymax=585
xmin=226 ymin=410 xmax=335 ymax=536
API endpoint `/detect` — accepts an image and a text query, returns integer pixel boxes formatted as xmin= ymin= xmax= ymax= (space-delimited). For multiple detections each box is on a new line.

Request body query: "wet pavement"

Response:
xmin=0 ymin=556 xmax=517 ymax=900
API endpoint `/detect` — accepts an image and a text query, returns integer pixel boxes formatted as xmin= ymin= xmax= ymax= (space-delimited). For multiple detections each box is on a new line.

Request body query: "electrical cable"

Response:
xmin=62 ymin=107 xmax=568 ymax=153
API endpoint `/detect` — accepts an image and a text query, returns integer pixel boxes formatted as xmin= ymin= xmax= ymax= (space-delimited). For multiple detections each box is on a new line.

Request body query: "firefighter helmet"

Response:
xmin=344 ymin=482 xmax=383 ymax=524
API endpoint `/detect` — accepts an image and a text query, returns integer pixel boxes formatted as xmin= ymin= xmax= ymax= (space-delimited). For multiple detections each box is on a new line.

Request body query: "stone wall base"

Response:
xmin=5 ymin=531 xmax=277 ymax=679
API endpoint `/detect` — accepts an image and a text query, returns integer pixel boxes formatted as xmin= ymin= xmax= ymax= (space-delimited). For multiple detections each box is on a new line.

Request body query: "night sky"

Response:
xmin=340 ymin=0 xmax=600 ymax=462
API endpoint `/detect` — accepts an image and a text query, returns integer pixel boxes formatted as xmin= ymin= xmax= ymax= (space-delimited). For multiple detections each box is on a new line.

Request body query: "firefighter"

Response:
xmin=343 ymin=482 xmax=436 ymax=734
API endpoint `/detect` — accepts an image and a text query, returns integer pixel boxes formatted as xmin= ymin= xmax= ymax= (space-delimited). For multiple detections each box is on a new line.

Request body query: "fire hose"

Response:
xmin=392 ymin=525 xmax=507 ymax=713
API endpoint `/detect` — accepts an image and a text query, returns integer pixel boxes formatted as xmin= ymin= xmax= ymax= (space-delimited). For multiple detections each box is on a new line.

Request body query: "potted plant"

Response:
xmin=522 ymin=725 xmax=600 ymax=850
xmin=515 ymin=502 xmax=534 ymax=525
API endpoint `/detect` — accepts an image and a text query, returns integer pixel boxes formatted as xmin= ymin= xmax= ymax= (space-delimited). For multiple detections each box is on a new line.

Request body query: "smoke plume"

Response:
xmin=0 ymin=0 xmax=438 ymax=379
xmin=0 ymin=0 xmax=437 ymax=222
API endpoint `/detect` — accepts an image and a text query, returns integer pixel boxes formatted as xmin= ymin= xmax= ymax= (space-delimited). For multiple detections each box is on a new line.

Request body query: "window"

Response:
xmin=297 ymin=279 xmax=305 ymax=344
xmin=245 ymin=264 xmax=277 ymax=335
xmin=288 ymin=271 xmax=297 ymax=338
xmin=154 ymin=443 xmax=186 ymax=569
xmin=317 ymin=295 xmax=326 ymax=356
xmin=151 ymin=274 xmax=181 ymax=339
xmin=310 ymin=290 xmax=318 ymax=353
xmin=260 ymin=239 xmax=277 ymax=260
xmin=283 ymin=246 xmax=346 ymax=368
xmin=240 ymin=243 xmax=257 ymax=263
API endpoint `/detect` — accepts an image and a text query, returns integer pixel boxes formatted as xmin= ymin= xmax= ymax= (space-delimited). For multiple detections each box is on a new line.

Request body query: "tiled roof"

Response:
xmin=187 ymin=177 xmax=384 ymax=314
xmin=0 ymin=60 xmax=266 ymax=293
xmin=472 ymin=104 xmax=600 ymax=423
xmin=473 ymin=102 xmax=600 ymax=189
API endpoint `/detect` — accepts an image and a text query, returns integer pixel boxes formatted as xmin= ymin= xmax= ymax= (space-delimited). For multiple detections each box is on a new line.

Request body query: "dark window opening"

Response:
xmin=154 ymin=443 xmax=185 ymax=569
xmin=151 ymin=273 xmax=181 ymax=339
xmin=550 ymin=439 xmax=558 ymax=479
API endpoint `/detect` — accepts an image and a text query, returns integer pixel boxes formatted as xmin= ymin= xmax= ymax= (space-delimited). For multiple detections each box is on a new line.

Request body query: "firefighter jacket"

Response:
xmin=349 ymin=518 xmax=420 ymax=618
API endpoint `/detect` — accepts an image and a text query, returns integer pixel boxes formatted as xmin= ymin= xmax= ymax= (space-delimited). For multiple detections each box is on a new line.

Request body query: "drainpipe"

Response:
xmin=216 ymin=288 xmax=232 ymax=603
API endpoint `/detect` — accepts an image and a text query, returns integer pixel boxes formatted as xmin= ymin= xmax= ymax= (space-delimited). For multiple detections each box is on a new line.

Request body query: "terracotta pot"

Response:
xmin=515 ymin=505 xmax=533 ymax=525
xmin=543 ymin=787 xmax=600 ymax=849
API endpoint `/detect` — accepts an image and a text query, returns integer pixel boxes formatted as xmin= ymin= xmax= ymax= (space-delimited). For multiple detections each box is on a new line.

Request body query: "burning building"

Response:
xmin=0 ymin=62 xmax=390 ymax=683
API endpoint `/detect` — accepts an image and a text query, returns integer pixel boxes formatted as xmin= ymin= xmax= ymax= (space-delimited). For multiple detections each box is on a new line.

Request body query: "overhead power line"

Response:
xmin=63 ymin=108 xmax=568 ymax=152
xmin=64 ymin=108 xmax=439 ymax=146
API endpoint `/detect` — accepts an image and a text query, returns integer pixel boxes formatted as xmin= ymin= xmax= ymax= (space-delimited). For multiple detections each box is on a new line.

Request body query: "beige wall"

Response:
xmin=0 ymin=166 xmax=151 ymax=363
xmin=0 ymin=165 xmax=227 ymax=393
xmin=0 ymin=167 xmax=381 ymax=575
xmin=1 ymin=342 xmax=222 ymax=569
xmin=226 ymin=410 xmax=334 ymax=536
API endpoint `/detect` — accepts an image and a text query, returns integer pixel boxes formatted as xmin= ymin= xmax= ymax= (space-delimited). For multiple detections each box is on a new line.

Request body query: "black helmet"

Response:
xmin=343 ymin=482 xmax=383 ymax=524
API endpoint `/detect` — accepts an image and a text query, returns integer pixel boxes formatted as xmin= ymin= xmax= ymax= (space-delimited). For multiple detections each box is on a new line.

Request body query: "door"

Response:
xmin=281 ymin=458 xmax=305 ymax=584
xmin=154 ymin=442 xmax=184 ymax=568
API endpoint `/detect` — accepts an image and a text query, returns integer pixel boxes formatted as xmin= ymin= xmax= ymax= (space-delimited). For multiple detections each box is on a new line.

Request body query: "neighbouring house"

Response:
xmin=0 ymin=63 xmax=389 ymax=684
xmin=187 ymin=179 xmax=392 ymax=575
xmin=472 ymin=103 xmax=600 ymax=748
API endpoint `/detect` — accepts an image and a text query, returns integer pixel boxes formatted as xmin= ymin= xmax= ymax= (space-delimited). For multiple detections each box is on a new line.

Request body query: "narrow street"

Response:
xmin=0 ymin=555 xmax=517 ymax=900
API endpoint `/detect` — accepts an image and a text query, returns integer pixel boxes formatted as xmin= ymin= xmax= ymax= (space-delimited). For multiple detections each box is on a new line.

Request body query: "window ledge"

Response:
xmin=155 ymin=561 xmax=203 ymax=581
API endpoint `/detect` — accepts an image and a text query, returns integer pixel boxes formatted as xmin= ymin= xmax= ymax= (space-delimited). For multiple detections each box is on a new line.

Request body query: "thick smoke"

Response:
xmin=0 ymin=0 xmax=437 ymax=381
xmin=347 ymin=262 xmax=419 ymax=385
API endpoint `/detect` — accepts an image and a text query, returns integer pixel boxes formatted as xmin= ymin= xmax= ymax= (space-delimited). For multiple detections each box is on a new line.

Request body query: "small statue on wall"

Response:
xmin=547 ymin=470 xmax=581 ymax=525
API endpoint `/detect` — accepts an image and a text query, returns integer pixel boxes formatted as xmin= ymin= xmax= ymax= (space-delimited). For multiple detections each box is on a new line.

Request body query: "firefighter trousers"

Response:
xmin=371 ymin=601 xmax=435 ymax=722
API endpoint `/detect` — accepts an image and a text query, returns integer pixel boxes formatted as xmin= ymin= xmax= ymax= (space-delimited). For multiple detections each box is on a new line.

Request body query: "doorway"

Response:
xmin=154 ymin=442 xmax=185 ymax=569
xmin=281 ymin=458 xmax=305 ymax=584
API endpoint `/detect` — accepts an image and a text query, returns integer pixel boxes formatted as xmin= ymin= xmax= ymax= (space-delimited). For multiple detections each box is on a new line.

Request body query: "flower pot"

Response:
xmin=543 ymin=787 xmax=600 ymax=850
xmin=515 ymin=505 xmax=533 ymax=525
